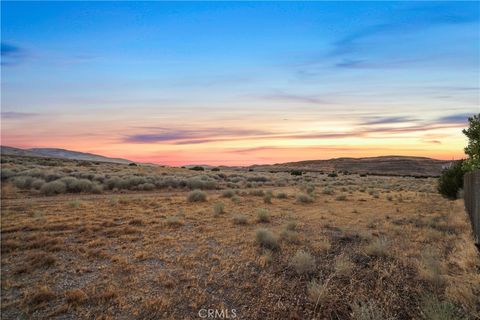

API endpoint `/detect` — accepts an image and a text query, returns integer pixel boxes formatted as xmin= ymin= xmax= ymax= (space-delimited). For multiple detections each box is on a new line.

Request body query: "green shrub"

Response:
xmin=13 ymin=176 xmax=34 ymax=189
xmin=1 ymin=168 xmax=15 ymax=181
xmin=187 ymin=189 xmax=207 ymax=202
xmin=40 ymin=181 xmax=66 ymax=196
xmin=70 ymin=178 xmax=93 ymax=192
xmin=31 ymin=178 xmax=46 ymax=190
xmin=290 ymin=170 xmax=303 ymax=176
xmin=189 ymin=166 xmax=204 ymax=171
xmin=437 ymin=160 xmax=465 ymax=200
xmin=186 ymin=177 xmax=216 ymax=190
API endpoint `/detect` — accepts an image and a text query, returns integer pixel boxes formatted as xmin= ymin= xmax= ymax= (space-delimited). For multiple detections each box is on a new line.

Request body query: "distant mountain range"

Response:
xmin=1 ymin=146 xmax=454 ymax=176
xmin=1 ymin=146 xmax=133 ymax=164
xmin=249 ymin=156 xmax=454 ymax=177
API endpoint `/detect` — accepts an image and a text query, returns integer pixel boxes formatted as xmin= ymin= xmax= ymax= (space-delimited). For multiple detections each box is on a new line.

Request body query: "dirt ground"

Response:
xmin=1 ymin=160 xmax=479 ymax=319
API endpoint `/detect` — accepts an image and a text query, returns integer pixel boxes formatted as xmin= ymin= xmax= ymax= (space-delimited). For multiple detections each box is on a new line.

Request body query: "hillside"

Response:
xmin=250 ymin=155 xmax=453 ymax=177
xmin=0 ymin=146 xmax=49 ymax=158
xmin=1 ymin=146 xmax=133 ymax=164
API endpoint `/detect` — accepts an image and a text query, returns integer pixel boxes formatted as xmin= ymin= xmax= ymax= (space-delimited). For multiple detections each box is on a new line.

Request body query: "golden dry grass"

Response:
xmin=1 ymin=157 xmax=479 ymax=319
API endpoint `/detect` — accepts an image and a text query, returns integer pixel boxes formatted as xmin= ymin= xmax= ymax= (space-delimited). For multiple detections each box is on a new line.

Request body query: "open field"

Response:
xmin=1 ymin=156 xmax=479 ymax=319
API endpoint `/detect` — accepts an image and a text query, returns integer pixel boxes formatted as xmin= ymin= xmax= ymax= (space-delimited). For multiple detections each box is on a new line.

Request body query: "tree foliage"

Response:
xmin=462 ymin=113 xmax=480 ymax=171
xmin=438 ymin=160 xmax=465 ymax=200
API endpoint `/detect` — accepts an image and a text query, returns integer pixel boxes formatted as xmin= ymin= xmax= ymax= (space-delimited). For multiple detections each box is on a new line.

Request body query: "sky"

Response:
xmin=1 ymin=1 xmax=479 ymax=166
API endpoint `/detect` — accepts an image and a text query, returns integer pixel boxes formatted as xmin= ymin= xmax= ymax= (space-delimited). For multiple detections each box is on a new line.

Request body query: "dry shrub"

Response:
xmin=213 ymin=202 xmax=225 ymax=215
xmin=65 ymin=289 xmax=88 ymax=305
xmin=187 ymin=189 xmax=207 ymax=202
xmin=350 ymin=300 xmax=392 ymax=320
xmin=334 ymin=254 xmax=354 ymax=276
xmin=166 ymin=216 xmax=184 ymax=226
xmin=24 ymin=286 xmax=56 ymax=309
xmin=296 ymin=193 xmax=314 ymax=204
xmin=255 ymin=228 xmax=279 ymax=250
xmin=419 ymin=248 xmax=444 ymax=287
xmin=307 ymin=279 xmax=328 ymax=305
xmin=276 ymin=192 xmax=288 ymax=199
xmin=290 ymin=249 xmax=315 ymax=275
xmin=40 ymin=180 xmax=66 ymax=195
xmin=365 ymin=237 xmax=389 ymax=257
xmin=233 ymin=215 xmax=248 ymax=225
xmin=420 ymin=294 xmax=462 ymax=320
xmin=257 ymin=208 xmax=270 ymax=223
xmin=221 ymin=189 xmax=235 ymax=198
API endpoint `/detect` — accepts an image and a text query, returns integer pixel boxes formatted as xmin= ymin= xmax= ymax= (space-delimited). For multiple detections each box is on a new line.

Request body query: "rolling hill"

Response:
xmin=249 ymin=156 xmax=454 ymax=177
xmin=1 ymin=146 xmax=133 ymax=164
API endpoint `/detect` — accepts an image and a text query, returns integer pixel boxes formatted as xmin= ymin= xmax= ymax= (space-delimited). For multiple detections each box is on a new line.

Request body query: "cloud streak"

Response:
xmin=1 ymin=112 xmax=38 ymax=119
xmin=1 ymin=42 xmax=27 ymax=66
xmin=123 ymin=112 xmax=472 ymax=145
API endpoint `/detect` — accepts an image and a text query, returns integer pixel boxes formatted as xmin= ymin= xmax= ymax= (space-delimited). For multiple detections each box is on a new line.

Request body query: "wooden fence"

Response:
xmin=464 ymin=170 xmax=480 ymax=244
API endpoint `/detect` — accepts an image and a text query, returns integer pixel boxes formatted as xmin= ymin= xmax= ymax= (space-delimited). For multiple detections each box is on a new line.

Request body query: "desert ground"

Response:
xmin=1 ymin=155 xmax=479 ymax=319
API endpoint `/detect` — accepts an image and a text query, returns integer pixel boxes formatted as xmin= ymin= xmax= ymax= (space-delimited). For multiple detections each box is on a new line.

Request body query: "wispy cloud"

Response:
xmin=258 ymin=92 xmax=329 ymax=105
xmin=1 ymin=111 xmax=38 ymax=119
xmin=1 ymin=42 xmax=28 ymax=66
xmin=124 ymin=128 xmax=273 ymax=144
xmin=329 ymin=3 xmax=479 ymax=59
xmin=123 ymin=112 xmax=471 ymax=146
xmin=436 ymin=113 xmax=474 ymax=125
xmin=360 ymin=116 xmax=418 ymax=126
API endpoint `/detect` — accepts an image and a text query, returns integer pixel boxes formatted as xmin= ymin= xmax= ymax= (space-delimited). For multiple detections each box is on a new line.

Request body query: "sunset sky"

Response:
xmin=1 ymin=2 xmax=479 ymax=165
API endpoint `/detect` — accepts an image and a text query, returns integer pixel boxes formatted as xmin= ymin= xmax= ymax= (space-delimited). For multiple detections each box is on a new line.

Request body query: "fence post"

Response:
xmin=464 ymin=170 xmax=480 ymax=244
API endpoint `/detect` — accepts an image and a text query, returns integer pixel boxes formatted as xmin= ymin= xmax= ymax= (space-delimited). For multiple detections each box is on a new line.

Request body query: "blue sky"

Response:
xmin=1 ymin=1 xmax=479 ymax=165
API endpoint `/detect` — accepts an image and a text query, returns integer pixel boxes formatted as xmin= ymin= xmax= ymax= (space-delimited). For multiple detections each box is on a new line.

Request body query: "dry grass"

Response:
xmin=290 ymin=249 xmax=316 ymax=275
xmin=1 ymin=155 xmax=479 ymax=319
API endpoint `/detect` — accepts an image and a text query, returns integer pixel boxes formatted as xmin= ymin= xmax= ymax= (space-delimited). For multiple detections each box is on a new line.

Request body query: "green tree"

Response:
xmin=438 ymin=160 xmax=465 ymax=200
xmin=462 ymin=113 xmax=480 ymax=171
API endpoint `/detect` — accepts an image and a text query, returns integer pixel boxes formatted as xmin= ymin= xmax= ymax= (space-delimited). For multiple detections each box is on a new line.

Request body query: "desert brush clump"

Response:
xmin=296 ymin=193 xmax=314 ymax=204
xmin=290 ymin=249 xmax=315 ymax=275
xmin=365 ymin=237 xmax=389 ymax=257
xmin=420 ymin=294 xmax=462 ymax=320
xmin=233 ymin=214 xmax=248 ymax=225
xmin=213 ymin=202 xmax=225 ymax=215
xmin=350 ymin=300 xmax=392 ymax=320
xmin=263 ymin=191 xmax=273 ymax=204
xmin=334 ymin=254 xmax=354 ymax=276
xmin=256 ymin=208 xmax=270 ymax=222
xmin=40 ymin=180 xmax=67 ymax=196
xmin=307 ymin=279 xmax=328 ymax=304
xmin=276 ymin=192 xmax=288 ymax=199
xmin=221 ymin=189 xmax=236 ymax=198
xmin=187 ymin=189 xmax=207 ymax=202
xmin=255 ymin=228 xmax=279 ymax=250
